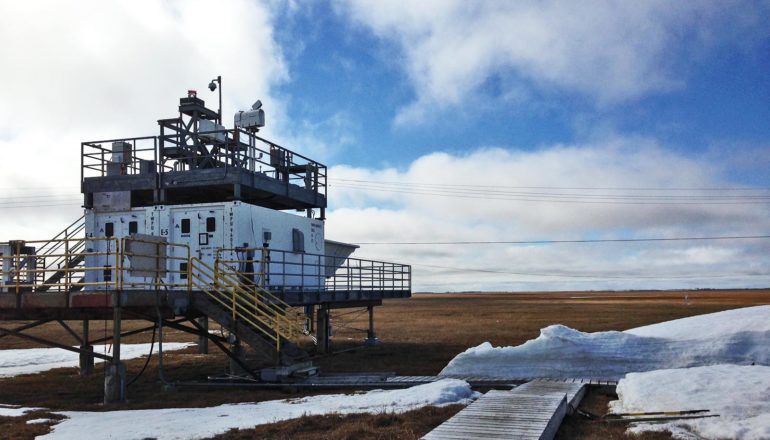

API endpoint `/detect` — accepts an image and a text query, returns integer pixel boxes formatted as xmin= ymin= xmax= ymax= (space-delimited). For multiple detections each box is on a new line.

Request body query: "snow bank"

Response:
xmin=611 ymin=364 xmax=770 ymax=440
xmin=440 ymin=306 xmax=770 ymax=379
xmin=627 ymin=306 xmax=770 ymax=340
xmin=39 ymin=379 xmax=476 ymax=440
xmin=0 ymin=343 xmax=194 ymax=377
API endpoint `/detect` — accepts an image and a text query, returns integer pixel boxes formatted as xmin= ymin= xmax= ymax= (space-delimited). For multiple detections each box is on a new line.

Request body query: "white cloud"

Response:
xmin=325 ymin=140 xmax=770 ymax=291
xmin=0 ymin=0 xmax=295 ymax=238
xmin=334 ymin=0 xmax=769 ymax=124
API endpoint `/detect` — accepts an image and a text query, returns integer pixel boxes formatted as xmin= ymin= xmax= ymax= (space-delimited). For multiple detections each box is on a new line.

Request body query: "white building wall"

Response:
xmin=84 ymin=201 xmax=324 ymax=291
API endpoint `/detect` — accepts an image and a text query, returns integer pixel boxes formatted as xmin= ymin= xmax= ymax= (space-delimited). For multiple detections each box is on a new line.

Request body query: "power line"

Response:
xmin=330 ymin=183 xmax=770 ymax=205
xmin=354 ymin=235 xmax=770 ymax=245
xmin=0 ymin=194 xmax=83 ymax=202
xmin=410 ymin=262 xmax=770 ymax=280
xmin=0 ymin=202 xmax=82 ymax=209
xmin=331 ymin=182 xmax=770 ymax=202
xmin=330 ymin=178 xmax=770 ymax=192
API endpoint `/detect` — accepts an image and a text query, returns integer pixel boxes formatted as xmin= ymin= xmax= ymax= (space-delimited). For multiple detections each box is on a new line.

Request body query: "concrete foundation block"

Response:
xmin=104 ymin=362 xmax=126 ymax=404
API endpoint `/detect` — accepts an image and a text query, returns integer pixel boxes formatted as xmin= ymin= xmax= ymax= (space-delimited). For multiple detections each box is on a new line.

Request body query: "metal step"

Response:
xmin=190 ymin=291 xmax=309 ymax=365
xmin=36 ymin=254 xmax=85 ymax=292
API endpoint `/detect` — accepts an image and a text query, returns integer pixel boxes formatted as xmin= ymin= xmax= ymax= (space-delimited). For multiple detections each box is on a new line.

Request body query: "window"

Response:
xmin=181 ymin=218 xmax=191 ymax=234
xmin=179 ymin=262 xmax=188 ymax=279
xmin=206 ymin=217 xmax=216 ymax=232
xmin=105 ymin=222 xmax=114 ymax=237
xmin=128 ymin=221 xmax=138 ymax=234
xmin=292 ymin=228 xmax=305 ymax=253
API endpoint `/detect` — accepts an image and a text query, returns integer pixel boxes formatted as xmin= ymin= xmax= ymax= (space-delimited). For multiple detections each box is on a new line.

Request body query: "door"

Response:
xmin=170 ymin=206 xmax=224 ymax=264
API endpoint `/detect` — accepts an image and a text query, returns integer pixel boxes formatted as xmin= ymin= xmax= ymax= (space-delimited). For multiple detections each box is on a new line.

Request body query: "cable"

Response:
xmin=126 ymin=325 xmax=157 ymax=387
xmin=353 ymin=235 xmax=770 ymax=245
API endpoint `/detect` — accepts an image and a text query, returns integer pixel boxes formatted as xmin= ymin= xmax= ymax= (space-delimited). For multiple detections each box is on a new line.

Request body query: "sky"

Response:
xmin=0 ymin=0 xmax=769 ymax=291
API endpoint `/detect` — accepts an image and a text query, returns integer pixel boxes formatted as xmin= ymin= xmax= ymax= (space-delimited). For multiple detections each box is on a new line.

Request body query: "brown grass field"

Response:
xmin=1 ymin=288 xmax=768 ymax=439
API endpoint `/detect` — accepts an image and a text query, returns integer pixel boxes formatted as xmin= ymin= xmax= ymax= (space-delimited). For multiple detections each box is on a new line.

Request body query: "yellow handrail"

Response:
xmin=1 ymin=232 xmax=305 ymax=354
xmin=1 ymin=237 xmax=119 ymax=293
xmin=189 ymin=257 xmax=304 ymax=352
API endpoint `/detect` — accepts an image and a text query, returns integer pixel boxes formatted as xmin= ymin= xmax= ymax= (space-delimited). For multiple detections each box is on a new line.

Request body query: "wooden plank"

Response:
xmin=422 ymin=384 xmax=569 ymax=440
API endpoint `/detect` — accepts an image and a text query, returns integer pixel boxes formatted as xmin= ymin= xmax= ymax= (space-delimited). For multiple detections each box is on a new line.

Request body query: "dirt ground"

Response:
xmin=1 ymin=288 xmax=768 ymax=439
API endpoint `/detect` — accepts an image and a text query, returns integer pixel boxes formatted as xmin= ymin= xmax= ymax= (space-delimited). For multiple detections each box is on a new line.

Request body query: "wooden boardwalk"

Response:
xmin=303 ymin=374 xmax=616 ymax=389
xmin=422 ymin=380 xmax=587 ymax=440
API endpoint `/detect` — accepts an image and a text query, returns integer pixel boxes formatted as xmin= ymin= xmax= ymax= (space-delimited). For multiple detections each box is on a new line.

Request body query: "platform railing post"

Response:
xmin=64 ymin=239 xmax=70 ymax=293
xmin=14 ymin=241 xmax=21 ymax=295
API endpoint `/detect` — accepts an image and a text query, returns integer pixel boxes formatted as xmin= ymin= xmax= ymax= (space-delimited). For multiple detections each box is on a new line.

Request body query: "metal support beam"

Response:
xmin=316 ymin=305 xmax=331 ymax=354
xmin=365 ymin=305 xmax=378 ymax=346
xmin=188 ymin=318 xmax=258 ymax=380
xmin=80 ymin=320 xmax=94 ymax=376
xmin=90 ymin=323 xmax=157 ymax=345
xmin=0 ymin=325 xmax=112 ymax=361
xmin=105 ymin=293 xmax=126 ymax=404
xmin=305 ymin=305 xmax=315 ymax=334
xmin=0 ymin=319 xmax=51 ymax=340
xmin=197 ymin=317 xmax=208 ymax=354
xmin=228 ymin=336 xmax=246 ymax=376
xmin=163 ymin=318 xmax=226 ymax=343
xmin=88 ymin=318 xmax=206 ymax=345
xmin=56 ymin=320 xmax=83 ymax=345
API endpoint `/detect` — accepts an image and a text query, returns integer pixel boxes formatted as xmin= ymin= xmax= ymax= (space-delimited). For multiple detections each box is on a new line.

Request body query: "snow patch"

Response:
xmin=440 ymin=306 xmax=770 ymax=379
xmin=0 ymin=403 xmax=42 ymax=417
xmin=39 ymin=379 xmax=476 ymax=440
xmin=26 ymin=418 xmax=52 ymax=424
xmin=0 ymin=343 xmax=194 ymax=377
xmin=612 ymin=364 xmax=770 ymax=440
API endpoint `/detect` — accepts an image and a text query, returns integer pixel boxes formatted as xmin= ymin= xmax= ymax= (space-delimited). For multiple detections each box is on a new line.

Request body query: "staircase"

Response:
xmin=34 ymin=216 xmax=87 ymax=292
xmin=188 ymin=257 xmax=310 ymax=365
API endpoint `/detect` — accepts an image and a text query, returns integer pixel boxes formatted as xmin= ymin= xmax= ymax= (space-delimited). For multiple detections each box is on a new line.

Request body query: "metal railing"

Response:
xmin=215 ymin=247 xmax=412 ymax=294
xmin=81 ymin=136 xmax=165 ymax=180
xmin=1 ymin=237 xmax=411 ymax=296
xmin=1 ymin=237 xmax=120 ymax=293
xmin=1 ymin=234 xmax=410 ymax=354
xmin=81 ymin=127 xmax=327 ymax=199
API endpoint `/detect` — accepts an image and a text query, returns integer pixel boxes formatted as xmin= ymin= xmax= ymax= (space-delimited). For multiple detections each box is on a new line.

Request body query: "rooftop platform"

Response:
xmin=81 ymin=97 xmax=327 ymax=214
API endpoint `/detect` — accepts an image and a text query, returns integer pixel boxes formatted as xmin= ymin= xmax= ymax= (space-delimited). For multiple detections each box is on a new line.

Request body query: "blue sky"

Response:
xmin=1 ymin=0 xmax=769 ymax=291
xmin=271 ymin=2 xmax=770 ymax=176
